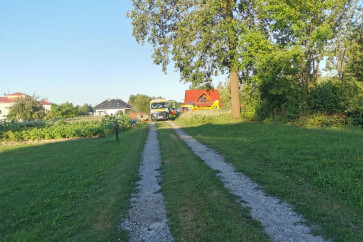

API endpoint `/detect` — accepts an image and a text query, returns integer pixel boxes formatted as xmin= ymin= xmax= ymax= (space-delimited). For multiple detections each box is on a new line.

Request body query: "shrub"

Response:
xmin=308 ymin=80 xmax=347 ymax=113
xmin=0 ymin=115 xmax=132 ymax=142
xmin=177 ymin=110 xmax=232 ymax=125
xmin=293 ymin=113 xmax=348 ymax=127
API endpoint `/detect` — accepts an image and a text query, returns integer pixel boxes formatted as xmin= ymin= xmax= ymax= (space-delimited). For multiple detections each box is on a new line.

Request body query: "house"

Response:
xmin=94 ymin=98 xmax=132 ymax=116
xmin=0 ymin=92 xmax=51 ymax=120
xmin=182 ymin=89 xmax=222 ymax=108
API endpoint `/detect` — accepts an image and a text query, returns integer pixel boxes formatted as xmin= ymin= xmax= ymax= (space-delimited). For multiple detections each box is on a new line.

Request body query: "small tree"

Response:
xmin=77 ymin=104 xmax=94 ymax=116
xmin=8 ymin=95 xmax=46 ymax=121
xmin=48 ymin=102 xmax=80 ymax=119
xmin=128 ymin=94 xmax=151 ymax=113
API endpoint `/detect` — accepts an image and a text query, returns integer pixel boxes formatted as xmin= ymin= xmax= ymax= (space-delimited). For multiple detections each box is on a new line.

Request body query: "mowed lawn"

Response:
xmin=175 ymin=120 xmax=363 ymax=242
xmin=0 ymin=125 xmax=148 ymax=241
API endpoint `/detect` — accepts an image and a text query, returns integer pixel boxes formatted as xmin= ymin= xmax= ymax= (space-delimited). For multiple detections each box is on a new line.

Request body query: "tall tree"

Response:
xmin=265 ymin=0 xmax=354 ymax=89
xmin=8 ymin=95 xmax=46 ymax=121
xmin=346 ymin=29 xmax=363 ymax=81
xmin=128 ymin=0 xmax=259 ymax=118
xmin=325 ymin=0 xmax=361 ymax=81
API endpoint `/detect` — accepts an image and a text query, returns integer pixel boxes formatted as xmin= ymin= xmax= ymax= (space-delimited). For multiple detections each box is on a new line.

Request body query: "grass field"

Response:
xmin=175 ymin=119 xmax=363 ymax=241
xmin=1 ymin=115 xmax=362 ymax=241
xmin=0 ymin=124 xmax=148 ymax=241
xmin=157 ymin=122 xmax=269 ymax=241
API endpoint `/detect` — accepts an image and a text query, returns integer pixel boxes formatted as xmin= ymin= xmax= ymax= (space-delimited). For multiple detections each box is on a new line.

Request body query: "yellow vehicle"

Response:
xmin=181 ymin=100 xmax=221 ymax=111
xmin=150 ymin=99 xmax=169 ymax=121
xmin=181 ymin=89 xmax=222 ymax=111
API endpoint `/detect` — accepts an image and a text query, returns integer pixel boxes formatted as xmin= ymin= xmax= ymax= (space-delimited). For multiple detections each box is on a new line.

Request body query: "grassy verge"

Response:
xmin=157 ymin=122 xmax=270 ymax=241
xmin=0 ymin=124 xmax=148 ymax=241
xmin=174 ymin=119 xmax=363 ymax=241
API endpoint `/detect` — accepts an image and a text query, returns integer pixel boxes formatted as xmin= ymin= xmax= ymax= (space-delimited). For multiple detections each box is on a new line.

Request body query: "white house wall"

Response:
xmin=0 ymin=103 xmax=51 ymax=120
xmin=94 ymin=109 xmax=129 ymax=116
xmin=0 ymin=103 xmax=12 ymax=120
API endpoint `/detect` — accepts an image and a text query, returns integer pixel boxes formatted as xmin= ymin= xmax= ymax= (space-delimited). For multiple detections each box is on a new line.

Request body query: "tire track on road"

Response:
xmin=121 ymin=123 xmax=173 ymax=242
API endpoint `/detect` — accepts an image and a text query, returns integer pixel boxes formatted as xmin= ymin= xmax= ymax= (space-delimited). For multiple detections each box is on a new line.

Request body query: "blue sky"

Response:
xmin=0 ymin=0 xmax=196 ymax=106
xmin=1 ymin=1 xmax=361 ymax=106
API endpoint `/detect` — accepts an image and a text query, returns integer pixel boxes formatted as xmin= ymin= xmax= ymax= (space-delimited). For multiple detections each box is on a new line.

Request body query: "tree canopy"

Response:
xmin=128 ymin=94 xmax=152 ymax=113
xmin=8 ymin=95 xmax=46 ymax=121
xmin=129 ymin=0 xmax=362 ymax=123
xmin=47 ymin=102 xmax=93 ymax=119
xmin=129 ymin=0 xmax=259 ymax=118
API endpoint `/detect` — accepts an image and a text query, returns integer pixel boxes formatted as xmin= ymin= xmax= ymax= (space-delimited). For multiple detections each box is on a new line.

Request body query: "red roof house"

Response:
xmin=182 ymin=89 xmax=222 ymax=107
xmin=0 ymin=92 xmax=52 ymax=119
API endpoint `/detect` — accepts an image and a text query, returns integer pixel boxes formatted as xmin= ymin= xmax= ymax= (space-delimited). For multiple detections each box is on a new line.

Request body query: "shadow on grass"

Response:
xmin=0 ymin=126 xmax=149 ymax=241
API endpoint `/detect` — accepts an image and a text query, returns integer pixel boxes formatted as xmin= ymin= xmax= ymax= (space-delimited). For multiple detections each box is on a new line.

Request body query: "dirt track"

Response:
xmin=121 ymin=121 xmax=326 ymax=242
xmin=120 ymin=123 xmax=173 ymax=242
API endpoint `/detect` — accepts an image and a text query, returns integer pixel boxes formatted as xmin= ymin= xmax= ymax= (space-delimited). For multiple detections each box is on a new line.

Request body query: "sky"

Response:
xmin=0 ymin=0 xmax=204 ymax=106
xmin=1 ymin=1 xmax=361 ymax=106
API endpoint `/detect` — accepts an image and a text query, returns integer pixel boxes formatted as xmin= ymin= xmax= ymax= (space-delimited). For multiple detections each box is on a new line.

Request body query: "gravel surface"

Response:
xmin=169 ymin=121 xmax=326 ymax=242
xmin=120 ymin=123 xmax=173 ymax=242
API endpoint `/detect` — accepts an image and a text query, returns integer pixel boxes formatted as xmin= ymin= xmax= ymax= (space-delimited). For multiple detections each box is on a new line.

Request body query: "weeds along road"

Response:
xmin=121 ymin=121 xmax=327 ymax=242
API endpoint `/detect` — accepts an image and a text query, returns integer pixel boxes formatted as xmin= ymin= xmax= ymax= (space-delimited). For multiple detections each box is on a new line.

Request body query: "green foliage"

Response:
xmin=0 ymin=115 xmax=131 ymax=142
xmin=101 ymin=114 xmax=131 ymax=135
xmin=129 ymin=0 xmax=240 ymax=83
xmin=217 ymin=80 xmax=231 ymax=109
xmin=8 ymin=95 xmax=46 ymax=121
xmin=77 ymin=103 xmax=94 ymax=115
xmin=47 ymin=102 xmax=81 ymax=119
xmin=294 ymin=113 xmax=348 ymax=127
xmin=240 ymin=84 xmax=260 ymax=121
xmin=346 ymin=29 xmax=363 ymax=82
xmin=128 ymin=94 xmax=151 ymax=113
xmin=255 ymin=47 xmax=306 ymax=120
xmin=308 ymin=80 xmax=351 ymax=113
xmin=0 ymin=119 xmax=46 ymax=133
xmin=177 ymin=110 xmax=232 ymax=125
xmin=129 ymin=0 xmax=258 ymax=117
xmin=305 ymin=79 xmax=363 ymax=126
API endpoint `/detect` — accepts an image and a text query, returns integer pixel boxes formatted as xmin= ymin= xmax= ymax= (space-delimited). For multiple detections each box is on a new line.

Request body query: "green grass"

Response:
xmin=0 ymin=124 xmax=148 ymax=241
xmin=174 ymin=120 xmax=363 ymax=241
xmin=157 ymin=122 xmax=270 ymax=242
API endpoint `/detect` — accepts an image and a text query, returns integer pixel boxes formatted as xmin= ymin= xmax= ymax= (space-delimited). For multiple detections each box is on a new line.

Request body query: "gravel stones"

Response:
xmin=169 ymin=121 xmax=326 ymax=242
xmin=120 ymin=123 xmax=173 ymax=242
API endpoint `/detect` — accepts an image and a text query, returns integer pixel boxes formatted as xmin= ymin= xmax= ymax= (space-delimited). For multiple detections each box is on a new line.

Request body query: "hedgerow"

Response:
xmin=177 ymin=110 xmax=232 ymax=125
xmin=0 ymin=114 xmax=131 ymax=142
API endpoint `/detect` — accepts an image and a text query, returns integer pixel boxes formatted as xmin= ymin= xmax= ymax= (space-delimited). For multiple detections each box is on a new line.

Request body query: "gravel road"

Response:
xmin=120 ymin=123 xmax=173 ymax=242
xmin=169 ymin=121 xmax=326 ymax=242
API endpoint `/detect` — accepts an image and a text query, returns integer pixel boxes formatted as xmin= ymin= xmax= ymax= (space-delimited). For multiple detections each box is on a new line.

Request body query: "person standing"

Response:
xmin=114 ymin=122 xmax=119 ymax=142
xmin=130 ymin=111 xmax=137 ymax=127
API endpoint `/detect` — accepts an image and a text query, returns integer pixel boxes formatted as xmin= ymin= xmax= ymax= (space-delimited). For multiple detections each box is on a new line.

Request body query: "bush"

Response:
xmin=0 ymin=115 xmax=132 ymax=142
xmin=177 ymin=110 xmax=231 ymax=124
xmin=308 ymin=80 xmax=347 ymax=113
xmin=293 ymin=113 xmax=348 ymax=127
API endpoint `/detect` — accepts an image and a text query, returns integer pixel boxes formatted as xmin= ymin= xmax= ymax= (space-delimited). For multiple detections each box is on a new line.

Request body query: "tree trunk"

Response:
xmin=225 ymin=0 xmax=240 ymax=119
xmin=230 ymin=71 xmax=240 ymax=119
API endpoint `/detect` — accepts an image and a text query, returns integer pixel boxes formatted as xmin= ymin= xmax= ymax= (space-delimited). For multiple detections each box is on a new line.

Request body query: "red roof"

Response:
xmin=0 ymin=93 xmax=51 ymax=105
xmin=0 ymin=97 xmax=14 ymax=103
xmin=7 ymin=92 xmax=25 ymax=96
xmin=40 ymin=100 xmax=51 ymax=105
xmin=183 ymin=89 xmax=222 ymax=107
